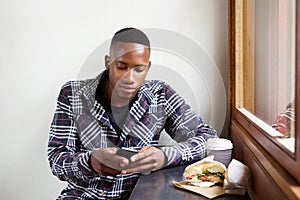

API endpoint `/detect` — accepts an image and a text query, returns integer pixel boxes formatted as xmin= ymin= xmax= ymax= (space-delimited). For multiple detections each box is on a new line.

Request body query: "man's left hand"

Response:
xmin=121 ymin=146 xmax=166 ymax=174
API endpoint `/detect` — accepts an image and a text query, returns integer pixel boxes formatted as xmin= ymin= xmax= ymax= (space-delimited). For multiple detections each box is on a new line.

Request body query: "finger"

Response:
xmin=131 ymin=148 xmax=155 ymax=162
xmin=104 ymin=155 xmax=130 ymax=169
xmin=91 ymin=154 xmax=121 ymax=175
xmin=111 ymin=154 xmax=130 ymax=166
xmin=123 ymin=155 xmax=158 ymax=174
xmin=121 ymin=163 xmax=154 ymax=175
xmin=138 ymin=146 xmax=152 ymax=153
xmin=100 ymin=165 xmax=121 ymax=176
xmin=92 ymin=149 xmax=129 ymax=170
xmin=130 ymin=154 xmax=154 ymax=168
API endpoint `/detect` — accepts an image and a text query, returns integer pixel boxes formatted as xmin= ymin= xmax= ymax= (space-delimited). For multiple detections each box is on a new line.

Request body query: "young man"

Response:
xmin=48 ymin=28 xmax=217 ymax=199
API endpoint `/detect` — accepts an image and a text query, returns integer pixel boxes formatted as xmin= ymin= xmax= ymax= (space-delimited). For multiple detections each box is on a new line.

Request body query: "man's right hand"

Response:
xmin=90 ymin=147 xmax=130 ymax=176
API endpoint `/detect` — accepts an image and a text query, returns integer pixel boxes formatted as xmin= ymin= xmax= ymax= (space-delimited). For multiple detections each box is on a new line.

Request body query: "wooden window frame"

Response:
xmin=229 ymin=0 xmax=300 ymax=184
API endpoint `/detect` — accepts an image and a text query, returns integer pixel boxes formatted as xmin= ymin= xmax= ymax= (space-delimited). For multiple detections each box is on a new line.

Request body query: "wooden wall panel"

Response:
xmin=231 ymin=122 xmax=288 ymax=200
xmin=242 ymin=143 xmax=286 ymax=200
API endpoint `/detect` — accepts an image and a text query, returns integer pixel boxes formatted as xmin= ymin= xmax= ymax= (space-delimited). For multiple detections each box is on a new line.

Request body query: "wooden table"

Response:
xmin=129 ymin=165 xmax=251 ymax=200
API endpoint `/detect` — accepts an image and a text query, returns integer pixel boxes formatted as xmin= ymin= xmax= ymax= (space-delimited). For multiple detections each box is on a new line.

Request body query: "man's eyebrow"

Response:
xmin=135 ymin=64 xmax=148 ymax=67
xmin=116 ymin=61 xmax=128 ymax=65
xmin=117 ymin=61 xmax=148 ymax=67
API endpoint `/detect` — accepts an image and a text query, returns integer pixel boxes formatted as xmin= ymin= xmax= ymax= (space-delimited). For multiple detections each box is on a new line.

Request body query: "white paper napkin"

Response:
xmin=223 ymin=159 xmax=251 ymax=195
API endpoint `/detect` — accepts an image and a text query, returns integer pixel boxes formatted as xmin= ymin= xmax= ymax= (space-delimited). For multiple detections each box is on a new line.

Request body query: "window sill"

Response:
xmin=230 ymin=119 xmax=300 ymax=200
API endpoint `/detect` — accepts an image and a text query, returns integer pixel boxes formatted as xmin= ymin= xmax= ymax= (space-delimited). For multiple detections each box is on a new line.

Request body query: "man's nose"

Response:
xmin=123 ymin=69 xmax=134 ymax=83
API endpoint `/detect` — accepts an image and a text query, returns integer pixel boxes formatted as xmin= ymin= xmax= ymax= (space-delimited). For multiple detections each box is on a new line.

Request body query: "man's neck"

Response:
xmin=105 ymin=85 xmax=130 ymax=108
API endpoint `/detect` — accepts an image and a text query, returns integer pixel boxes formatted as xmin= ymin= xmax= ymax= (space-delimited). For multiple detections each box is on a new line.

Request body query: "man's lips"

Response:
xmin=119 ymin=85 xmax=137 ymax=93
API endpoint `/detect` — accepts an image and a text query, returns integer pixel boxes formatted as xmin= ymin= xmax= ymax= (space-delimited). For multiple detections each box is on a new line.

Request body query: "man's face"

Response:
xmin=105 ymin=42 xmax=151 ymax=106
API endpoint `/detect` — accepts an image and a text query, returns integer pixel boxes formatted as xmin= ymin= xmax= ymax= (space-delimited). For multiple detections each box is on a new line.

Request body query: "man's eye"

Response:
xmin=116 ymin=64 xmax=127 ymax=70
xmin=135 ymin=67 xmax=146 ymax=73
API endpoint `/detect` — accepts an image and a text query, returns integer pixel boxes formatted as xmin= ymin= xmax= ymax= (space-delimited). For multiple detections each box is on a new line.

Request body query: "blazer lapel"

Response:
xmin=119 ymin=83 xmax=157 ymax=146
xmin=73 ymin=75 xmax=117 ymax=149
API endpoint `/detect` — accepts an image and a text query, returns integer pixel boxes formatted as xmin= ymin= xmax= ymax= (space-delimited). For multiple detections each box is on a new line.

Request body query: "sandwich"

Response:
xmin=183 ymin=161 xmax=226 ymax=183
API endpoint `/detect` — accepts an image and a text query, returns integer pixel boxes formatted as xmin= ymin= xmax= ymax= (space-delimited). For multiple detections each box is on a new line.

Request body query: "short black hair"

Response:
xmin=111 ymin=28 xmax=150 ymax=48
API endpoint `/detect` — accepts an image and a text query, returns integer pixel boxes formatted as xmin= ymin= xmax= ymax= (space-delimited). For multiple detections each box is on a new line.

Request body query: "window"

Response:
xmin=230 ymin=0 xmax=300 ymax=183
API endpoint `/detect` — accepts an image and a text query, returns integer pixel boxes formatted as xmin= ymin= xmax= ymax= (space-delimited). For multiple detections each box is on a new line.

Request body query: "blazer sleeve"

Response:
xmin=47 ymin=83 xmax=97 ymax=182
xmin=160 ymin=83 xmax=218 ymax=167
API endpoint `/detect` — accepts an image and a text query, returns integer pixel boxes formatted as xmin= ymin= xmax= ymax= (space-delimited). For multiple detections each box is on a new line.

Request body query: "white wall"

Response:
xmin=0 ymin=0 xmax=228 ymax=199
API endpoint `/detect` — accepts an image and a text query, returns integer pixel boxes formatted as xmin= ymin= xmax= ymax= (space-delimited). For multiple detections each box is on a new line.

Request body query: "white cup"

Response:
xmin=205 ymin=138 xmax=233 ymax=167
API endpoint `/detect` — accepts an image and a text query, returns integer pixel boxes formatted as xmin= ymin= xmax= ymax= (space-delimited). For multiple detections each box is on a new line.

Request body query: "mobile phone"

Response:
xmin=116 ymin=147 xmax=138 ymax=160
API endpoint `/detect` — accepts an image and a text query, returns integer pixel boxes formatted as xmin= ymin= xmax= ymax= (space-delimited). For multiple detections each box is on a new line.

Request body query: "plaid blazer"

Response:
xmin=48 ymin=72 xmax=217 ymax=199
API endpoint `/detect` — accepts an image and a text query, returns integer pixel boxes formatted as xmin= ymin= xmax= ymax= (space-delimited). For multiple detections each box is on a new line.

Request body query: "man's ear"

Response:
xmin=105 ymin=55 xmax=110 ymax=70
xmin=148 ymin=61 xmax=151 ymax=70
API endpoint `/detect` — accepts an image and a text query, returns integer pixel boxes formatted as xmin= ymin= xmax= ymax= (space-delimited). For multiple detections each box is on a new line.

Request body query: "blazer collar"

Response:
xmin=75 ymin=72 xmax=160 ymax=140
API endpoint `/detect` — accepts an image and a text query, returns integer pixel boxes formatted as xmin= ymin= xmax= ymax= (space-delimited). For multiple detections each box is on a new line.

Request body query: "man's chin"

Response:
xmin=119 ymin=93 xmax=135 ymax=101
xmin=123 ymin=95 xmax=135 ymax=101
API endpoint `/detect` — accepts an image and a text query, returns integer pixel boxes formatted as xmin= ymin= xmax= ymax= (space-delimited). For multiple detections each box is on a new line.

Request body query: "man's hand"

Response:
xmin=121 ymin=146 xmax=166 ymax=175
xmin=90 ymin=147 xmax=130 ymax=176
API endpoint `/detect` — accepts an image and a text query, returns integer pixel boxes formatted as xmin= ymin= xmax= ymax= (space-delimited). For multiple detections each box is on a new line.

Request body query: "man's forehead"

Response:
xmin=110 ymin=42 xmax=149 ymax=57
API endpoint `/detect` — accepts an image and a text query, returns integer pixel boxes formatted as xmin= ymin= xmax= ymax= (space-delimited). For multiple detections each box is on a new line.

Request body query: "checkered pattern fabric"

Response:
xmin=272 ymin=100 xmax=295 ymax=137
xmin=48 ymin=72 xmax=217 ymax=199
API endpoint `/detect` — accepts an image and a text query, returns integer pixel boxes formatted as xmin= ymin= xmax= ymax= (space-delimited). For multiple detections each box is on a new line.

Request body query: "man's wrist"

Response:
xmin=89 ymin=153 xmax=99 ymax=174
xmin=161 ymin=150 xmax=169 ymax=168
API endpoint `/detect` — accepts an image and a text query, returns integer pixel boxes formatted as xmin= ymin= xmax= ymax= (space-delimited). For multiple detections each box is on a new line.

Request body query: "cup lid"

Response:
xmin=205 ymin=138 xmax=233 ymax=150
